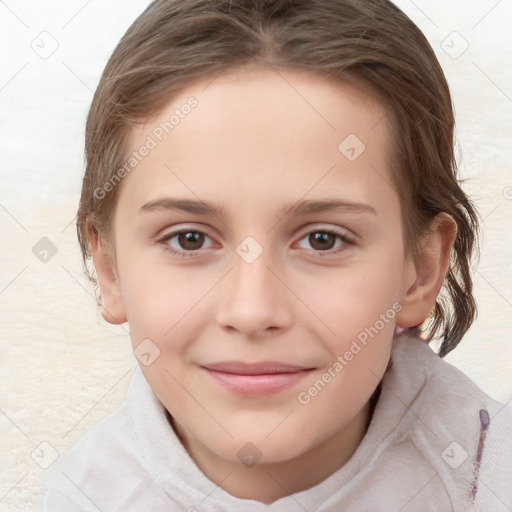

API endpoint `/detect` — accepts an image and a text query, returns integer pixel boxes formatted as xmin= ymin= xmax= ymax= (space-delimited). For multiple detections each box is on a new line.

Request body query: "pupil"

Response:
xmin=309 ymin=232 xmax=335 ymax=250
xmin=179 ymin=232 xmax=204 ymax=250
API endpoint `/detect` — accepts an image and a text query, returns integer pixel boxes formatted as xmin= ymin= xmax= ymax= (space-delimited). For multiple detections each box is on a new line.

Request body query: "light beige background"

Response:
xmin=1 ymin=1 xmax=511 ymax=510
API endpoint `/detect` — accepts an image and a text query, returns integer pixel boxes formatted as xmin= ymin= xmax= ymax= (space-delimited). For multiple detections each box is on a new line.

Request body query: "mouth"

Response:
xmin=200 ymin=361 xmax=315 ymax=396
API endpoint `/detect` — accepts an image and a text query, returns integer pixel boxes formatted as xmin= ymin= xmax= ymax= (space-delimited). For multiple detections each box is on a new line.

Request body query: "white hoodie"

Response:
xmin=42 ymin=334 xmax=512 ymax=511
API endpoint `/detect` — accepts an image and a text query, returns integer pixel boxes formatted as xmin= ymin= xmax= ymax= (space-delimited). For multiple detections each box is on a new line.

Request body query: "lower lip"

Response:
xmin=202 ymin=368 xmax=313 ymax=396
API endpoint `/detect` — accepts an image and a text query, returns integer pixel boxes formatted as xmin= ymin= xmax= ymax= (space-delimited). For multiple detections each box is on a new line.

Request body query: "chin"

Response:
xmin=212 ymin=431 xmax=311 ymax=466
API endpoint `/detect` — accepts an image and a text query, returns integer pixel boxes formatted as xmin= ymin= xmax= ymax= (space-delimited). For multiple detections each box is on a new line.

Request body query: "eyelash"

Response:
xmin=157 ymin=228 xmax=355 ymax=258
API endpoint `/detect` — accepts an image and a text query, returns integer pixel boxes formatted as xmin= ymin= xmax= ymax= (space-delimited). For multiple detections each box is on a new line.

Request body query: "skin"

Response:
xmin=91 ymin=65 xmax=456 ymax=503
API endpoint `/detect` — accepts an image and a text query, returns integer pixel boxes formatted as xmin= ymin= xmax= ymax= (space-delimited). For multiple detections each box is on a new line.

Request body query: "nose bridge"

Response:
xmin=215 ymin=246 xmax=293 ymax=335
xmin=233 ymin=254 xmax=272 ymax=301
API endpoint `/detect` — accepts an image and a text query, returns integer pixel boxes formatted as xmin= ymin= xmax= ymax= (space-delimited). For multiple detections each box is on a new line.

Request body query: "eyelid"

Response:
xmin=294 ymin=223 xmax=356 ymax=242
xmin=157 ymin=223 xmax=216 ymax=241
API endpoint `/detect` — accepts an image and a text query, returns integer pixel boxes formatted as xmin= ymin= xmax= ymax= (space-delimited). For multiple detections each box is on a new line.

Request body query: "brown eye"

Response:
xmin=308 ymin=232 xmax=337 ymax=251
xmin=296 ymin=229 xmax=350 ymax=254
xmin=177 ymin=231 xmax=205 ymax=250
xmin=160 ymin=229 xmax=216 ymax=257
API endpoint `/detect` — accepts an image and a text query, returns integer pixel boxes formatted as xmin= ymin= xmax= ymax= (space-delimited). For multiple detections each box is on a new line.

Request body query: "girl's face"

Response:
xmin=105 ymin=66 xmax=418 ymax=475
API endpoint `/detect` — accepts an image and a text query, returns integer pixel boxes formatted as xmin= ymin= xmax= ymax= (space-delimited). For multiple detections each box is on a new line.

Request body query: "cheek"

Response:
xmin=302 ymin=254 xmax=404 ymax=341
xmin=117 ymin=253 xmax=207 ymax=347
xmin=119 ymin=265 xmax=213 ymax=413
xmin=295 ymin=266 xmax=399 ymax=426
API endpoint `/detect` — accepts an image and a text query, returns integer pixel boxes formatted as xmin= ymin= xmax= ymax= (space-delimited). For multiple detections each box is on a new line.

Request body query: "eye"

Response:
xmin=159 ymin=230 xmax=216 ymax=255
xmin=296 ymin=229 xmax=352 ymax=254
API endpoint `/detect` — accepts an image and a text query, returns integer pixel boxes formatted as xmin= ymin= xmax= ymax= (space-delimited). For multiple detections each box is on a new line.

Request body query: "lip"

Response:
xmin=201 ymin=361 xmax=314 ymax=396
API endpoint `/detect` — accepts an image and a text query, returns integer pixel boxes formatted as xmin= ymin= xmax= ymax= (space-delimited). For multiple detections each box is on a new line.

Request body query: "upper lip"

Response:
xmin=202 ymin=361 xmax=314 ymax=375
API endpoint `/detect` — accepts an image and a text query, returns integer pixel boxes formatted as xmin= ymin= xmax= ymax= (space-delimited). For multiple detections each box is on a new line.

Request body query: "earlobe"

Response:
xmin=89 ymin=230 xmax=127 ymax=325
xmin=395 ymin=213 xmax=457 ymax=329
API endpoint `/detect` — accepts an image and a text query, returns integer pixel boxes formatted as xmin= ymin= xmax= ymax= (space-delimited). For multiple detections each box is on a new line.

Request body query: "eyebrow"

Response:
xmin=139 ymin=197 xmax=377 ymax=218
xmin=282 ymin=199 xmax=377 ymax=217
xmin=139 ymin=198 xmax=225 ymax=216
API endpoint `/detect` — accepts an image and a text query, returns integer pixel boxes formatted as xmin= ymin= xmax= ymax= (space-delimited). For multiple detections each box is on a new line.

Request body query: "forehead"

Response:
xmin=119 ymin=65 xmax=397 ymax=217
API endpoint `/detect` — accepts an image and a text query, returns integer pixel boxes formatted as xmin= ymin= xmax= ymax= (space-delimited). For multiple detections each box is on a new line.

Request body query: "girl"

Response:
xmin=43 ymin=1 xmax=511 ymax=510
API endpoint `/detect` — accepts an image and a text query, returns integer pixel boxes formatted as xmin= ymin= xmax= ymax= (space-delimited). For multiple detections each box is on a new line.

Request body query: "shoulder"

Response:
xmin=398 ymin=335 xmax=511 ymax=440
xmin=41 ymin=373 xmax=147 ymax=511
xmin=389 ymin=335 xmax=512 ymax=510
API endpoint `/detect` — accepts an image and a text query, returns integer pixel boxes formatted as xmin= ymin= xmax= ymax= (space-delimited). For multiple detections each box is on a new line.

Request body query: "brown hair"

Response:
xmin=77 ymin=0 xmax=479 ymax=357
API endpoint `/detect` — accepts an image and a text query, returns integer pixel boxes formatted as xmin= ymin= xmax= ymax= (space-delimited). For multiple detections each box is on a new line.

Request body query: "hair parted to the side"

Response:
xmin=77 ymin=0 xmax=479 ymax=357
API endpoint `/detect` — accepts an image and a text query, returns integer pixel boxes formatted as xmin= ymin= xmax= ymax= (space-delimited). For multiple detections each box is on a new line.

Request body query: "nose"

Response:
xmin=215 ymin=253 xmax=294 ymax=339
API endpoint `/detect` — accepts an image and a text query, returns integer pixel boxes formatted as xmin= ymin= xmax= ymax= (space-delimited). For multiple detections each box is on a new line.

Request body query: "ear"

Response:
xmin=395 ymin=213 xmax=457 ymax=329
xmin=89 ymin=230 xmax=127 ymax=325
